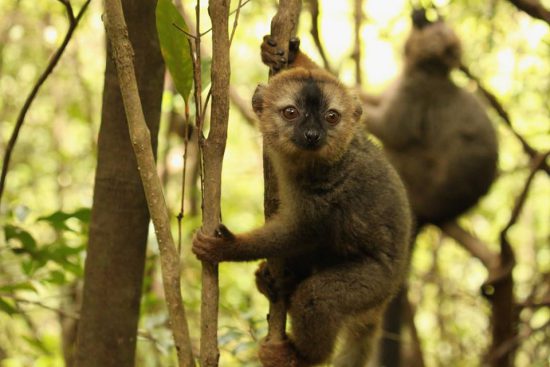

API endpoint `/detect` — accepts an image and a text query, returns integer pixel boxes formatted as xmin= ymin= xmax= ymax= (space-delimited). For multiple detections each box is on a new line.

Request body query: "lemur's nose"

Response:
xmin=304 ymin=130 xmax=320 ymax=143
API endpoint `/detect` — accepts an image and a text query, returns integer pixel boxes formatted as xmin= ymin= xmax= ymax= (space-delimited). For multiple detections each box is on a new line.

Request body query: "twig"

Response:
xmin=501 ymin=150 xmax=550 ymax=239
xmin=264 ymin=0 xmax=302 ymax=344
xmin=488 ymin=318 xmax=550 ymax=363
xmin=2 ymin=294 xmax=80 ymax=320
xmin=353 ymin=0 xmax=363 ymax=85
xmin=459 ymin=64 xmax=550 ymax=176
xmin=229 ymin=86 xmax=256 ymax=125
xmin=180 ymin=7 xmax=256 ymax=128
xmin=173 ymin=23 xmax=198 ymax=41
xmin=229 ymin=0 xmax=244 ymax=46
xmin=0 ymin=0 xmax=91 ymax=207
xmin=307 ymin=0 xmax=332 ymax=72
xmin=199 ymin=0 xmax=252 ymax=37
xmin=177 ymin=101 xmax=192 ymax=254
xmin=506 ymin=0 xmax=550 ymax=24
xmin=440 ymin=221 xmax=499 ymax=270
xmin=103 ymin=1 xmax=194 ymax=366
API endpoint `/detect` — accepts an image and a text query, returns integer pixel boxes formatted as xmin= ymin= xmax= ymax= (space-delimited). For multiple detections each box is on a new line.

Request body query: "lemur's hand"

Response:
xmin=261 ymin=35 xmax=301 ymax=72
xmin=192 ymin=224 xmax=235 ymax=263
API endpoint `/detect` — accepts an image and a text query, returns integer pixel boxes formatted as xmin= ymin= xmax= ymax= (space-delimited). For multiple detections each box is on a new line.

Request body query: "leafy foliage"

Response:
xmin=156 ymin=0 xmax=194 ymax=100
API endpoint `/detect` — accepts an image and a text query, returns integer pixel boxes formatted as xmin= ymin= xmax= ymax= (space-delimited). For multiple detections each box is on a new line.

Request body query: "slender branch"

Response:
xmin=501 ymin=150 xmax=550 ymax=239
xmin=229 ymin=86 xmax=256 ymax=125
xmin=103 ymin=1 xmax=194 ymax=365
xmin=181 ymin=7 xmax=255 ymax=127
xmin=488 ymin=318 xmax=550 ymax=363
xmin=0 ymin=0 xmax=91 ymax=207
xmin=2 ymin=294 xmax=80 ymax=320
xmin=198 ymin=1 xmax=231 ymax=366
xmin=440 ymin=221 xmax=499 ymax=270
xmin=199 ymin=0 xmax=252 ymax=37
xmin=264 ymin=0 xmax=302 ymax=344
xmin=506 ymin=0 xmax=550 ymax=24
xmin=459 ymin=64 xmax=550 ymax=175
xmin=307 ymin=0 xmax=332 ymax=72
xmin=353 ymin=0 xmax=363 ymax=85
xmin=173 ymin=23 xmax=198 ymax=41
xmin=229 ymin=0 xmax=243 ymax=46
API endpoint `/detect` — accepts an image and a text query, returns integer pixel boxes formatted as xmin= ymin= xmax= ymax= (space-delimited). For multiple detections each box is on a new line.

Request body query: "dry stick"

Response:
xmin=459 ymin=64 xmax=550 ymax=176
xmin=229 ymin=86 xmax=256 ymax=125
xmin=103 ymin=1 xmax=194 ymax=366
xmin=440 ymin=221 xmax=499 ymax=270
xmin=198 ymin=1 xmax=231 ymax=366
xmin=352 ymin=0 xmax=363 ymax=85
xmin=263 ymin=0 xmax=302 ymax=344
xmin=485 ymin=150 xmax=549 ymax=366
xmin=507 ymin=0 xmax=550 ymax=24
xmin=0 ymin=0 xmax=91 ymax=207
xmin=308 ymin=0 xmax=332 ymax=73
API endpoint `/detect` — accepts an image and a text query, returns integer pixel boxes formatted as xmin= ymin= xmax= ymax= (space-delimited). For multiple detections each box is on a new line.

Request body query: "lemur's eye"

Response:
xmin=281 ymin=106 xmax=299 ymax=121
xmin=325 ymin=110 xmax=341 ymax=124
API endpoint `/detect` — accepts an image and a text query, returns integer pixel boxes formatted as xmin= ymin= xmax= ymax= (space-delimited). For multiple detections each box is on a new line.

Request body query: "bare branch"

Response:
xmin=198 ymin=1 xmax=232 ymax=366
xmin=501 ymin=150 xmax=550 ymax=238
xmin=459 ymin=64 xmax=550 ymax=176
xmin=0 ymin=0 xmax=91 ymax=207
xmin=199 ymin=0 xmax=252 ymax=37
xmin=307 ymin=0 xmax=332 ymax=72
xmin=506 ymin=0 xmax=550 ymax=24
xmin=230 ymin=86 xmax=256 ymax=125
xmin=439 ymin=221 xmax=499 ymax=270
xmin=2 ymin=294 xmax=80 ymax=320
xmin=103 ymin=1 xmax=194 ymax=365
xmin=352 ymin=0 xmax=363 ymax=85
xmin=229 ymin=0 xmax=244 ymax=46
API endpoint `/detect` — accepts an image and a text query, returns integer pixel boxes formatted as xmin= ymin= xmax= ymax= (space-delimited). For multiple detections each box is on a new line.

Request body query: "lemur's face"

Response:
xmin=252 ymin=68 xmax=362 ymax=162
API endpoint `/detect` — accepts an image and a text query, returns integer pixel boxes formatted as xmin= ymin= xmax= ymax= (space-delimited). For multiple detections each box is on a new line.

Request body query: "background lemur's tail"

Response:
xmin=332 ymin=309 xmax=384 ymax=367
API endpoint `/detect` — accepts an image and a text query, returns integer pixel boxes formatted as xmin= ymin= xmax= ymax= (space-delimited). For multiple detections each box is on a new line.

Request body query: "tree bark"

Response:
xmin=198 ymin=1 xmax=231 ymax=366
xmin=263 ymin=0 xmax=302 ymax=344
xmin=75 ymin=1 xmax=189 ymax=366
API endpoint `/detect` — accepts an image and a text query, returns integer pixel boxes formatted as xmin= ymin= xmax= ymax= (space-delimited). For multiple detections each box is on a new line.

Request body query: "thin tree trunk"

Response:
xmin=100 ymin=0 xmax=195 ymax=365
xmin=198 ymin=1 xmax=231 ymax=366
xmin=75 ymin=1 xmax=164 ymax=365
xmin=263 ymin=0 xmax=302 ymax=344
xmin=76 ymin=1 xmax=194 ymax=366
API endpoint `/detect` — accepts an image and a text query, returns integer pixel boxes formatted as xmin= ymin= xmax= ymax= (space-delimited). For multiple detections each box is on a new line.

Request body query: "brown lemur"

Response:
xmin=192 ymin=36 xmax=412 ymax=366
xmin=363 ymin=9 xmax=498 ymax=227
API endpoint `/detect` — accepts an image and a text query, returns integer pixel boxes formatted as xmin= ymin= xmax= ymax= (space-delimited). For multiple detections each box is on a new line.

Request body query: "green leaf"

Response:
xmin=0 ymin=282 xmax=37 ymax=293
xmin=156 ymin=0 xmax=193 ymax=99
xmin=22 ymin=260 xmax=42 ymax=276
xmin=37 ymin=207 xmax=91 ymax=231
xmin=4 ymin=225 xmax=37 ymax=252
xmin=0 ymin=297 xmax=17 ymax=316
xmin=45 ymin=270 xmax=67 ymax=285
xmin=72 ymin=207 xmax=91 ymax=223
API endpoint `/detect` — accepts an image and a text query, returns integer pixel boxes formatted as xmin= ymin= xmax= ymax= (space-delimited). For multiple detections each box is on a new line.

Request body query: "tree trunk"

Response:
xmin=75 ymin=1 xmax=164 ymax=365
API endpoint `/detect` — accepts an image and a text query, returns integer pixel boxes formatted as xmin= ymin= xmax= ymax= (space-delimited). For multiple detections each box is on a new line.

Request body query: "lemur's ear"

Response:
xmin=252 ymin=84 xmax=266 ymax=117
